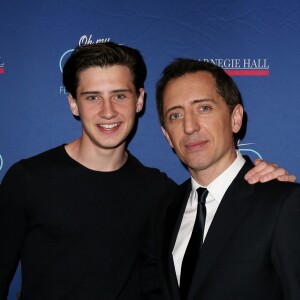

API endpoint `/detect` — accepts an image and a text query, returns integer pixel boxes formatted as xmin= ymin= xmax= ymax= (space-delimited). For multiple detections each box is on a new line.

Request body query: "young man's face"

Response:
xmin=161 ymin=71 xmax=243 ymax=183
xmin=68 ymin=65 xmax=144 ymax=152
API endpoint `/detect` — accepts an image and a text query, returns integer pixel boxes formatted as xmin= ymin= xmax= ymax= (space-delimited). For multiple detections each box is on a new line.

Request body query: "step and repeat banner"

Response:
xmin=1 ymin=0 xmax=299 ymax=298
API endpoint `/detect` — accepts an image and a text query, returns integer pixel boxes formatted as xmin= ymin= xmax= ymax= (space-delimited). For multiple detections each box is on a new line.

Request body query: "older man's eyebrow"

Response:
xmin=190 ymin=98 xmax=217 ymax=105
xmin=164 ymin=105 xmax=183 ymax=115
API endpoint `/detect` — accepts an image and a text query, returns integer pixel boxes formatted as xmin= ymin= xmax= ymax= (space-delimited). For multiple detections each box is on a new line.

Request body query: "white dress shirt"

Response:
xmin=172 ymin=151 xmax=246 ymax=284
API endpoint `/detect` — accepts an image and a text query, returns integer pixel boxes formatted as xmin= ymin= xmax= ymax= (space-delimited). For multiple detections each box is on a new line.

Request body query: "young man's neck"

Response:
xmin=65 ymin=138 xmax=128 ymax=172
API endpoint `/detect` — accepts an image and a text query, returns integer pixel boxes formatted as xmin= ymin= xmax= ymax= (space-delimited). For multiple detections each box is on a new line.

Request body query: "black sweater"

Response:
xmin=0 ymin=145 xmax=176 ymax=300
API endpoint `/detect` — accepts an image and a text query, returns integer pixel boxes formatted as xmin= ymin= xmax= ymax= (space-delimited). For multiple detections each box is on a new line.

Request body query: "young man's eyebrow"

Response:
xmin=80 ymin=89 xmax=132 ymax=96
xmin=110 ymin=89 xmax=133 ymax=94
xmin=80 ymin=91 xmax=101 ymax=95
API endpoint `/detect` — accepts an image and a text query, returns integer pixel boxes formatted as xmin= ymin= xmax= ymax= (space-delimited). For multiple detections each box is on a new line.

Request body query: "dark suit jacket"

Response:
xmin=141 ymin=159 xmax=300 ymax=300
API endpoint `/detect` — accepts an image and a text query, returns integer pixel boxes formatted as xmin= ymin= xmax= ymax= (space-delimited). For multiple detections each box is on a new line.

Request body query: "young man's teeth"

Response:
xmin=100 ymin=124 xmax=118 ymax=129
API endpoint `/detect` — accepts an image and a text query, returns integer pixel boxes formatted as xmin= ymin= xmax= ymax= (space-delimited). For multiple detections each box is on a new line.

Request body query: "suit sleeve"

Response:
xmin=0 ymin=163 xmax=28 ymax=300
xmin=272 ymin=185 xmax=300 ymax=299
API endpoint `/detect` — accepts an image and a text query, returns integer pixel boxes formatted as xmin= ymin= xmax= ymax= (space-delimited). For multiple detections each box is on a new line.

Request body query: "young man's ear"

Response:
xmin=67 ymin=93 xmax=79 ymax=117
xmin=161 ymin=126 xmax=174 ymax=149
xmin=135 ymin=88 xmax=145 ymax=113
xmin=231 ymin=104 xmax=243 ymax=133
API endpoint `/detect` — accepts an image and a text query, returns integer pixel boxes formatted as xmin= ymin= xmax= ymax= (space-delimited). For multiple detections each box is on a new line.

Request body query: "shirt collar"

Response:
xmin=191 ymin=151 xmax=245 ymax=204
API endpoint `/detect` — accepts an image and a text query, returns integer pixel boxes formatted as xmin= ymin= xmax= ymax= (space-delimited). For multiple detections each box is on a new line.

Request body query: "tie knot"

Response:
xmin=196 ymin=187 xmax=208 ymax=205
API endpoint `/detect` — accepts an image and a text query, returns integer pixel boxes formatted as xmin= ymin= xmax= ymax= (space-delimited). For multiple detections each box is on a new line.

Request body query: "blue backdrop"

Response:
xmin=1 ymin=0 xmax=299 ymax=298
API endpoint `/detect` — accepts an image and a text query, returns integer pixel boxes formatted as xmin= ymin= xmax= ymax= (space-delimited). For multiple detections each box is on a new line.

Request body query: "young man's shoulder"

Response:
xmin=23 ymin=145 xmax=64 ymax=162
xmin=127 ymin=151 xmax=177 ymax=188
xmin=3 ymin=145 xmax=65 ymax=178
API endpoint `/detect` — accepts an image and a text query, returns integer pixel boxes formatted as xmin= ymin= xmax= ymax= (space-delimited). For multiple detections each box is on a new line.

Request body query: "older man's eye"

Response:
xmin=170 ymin=113 xmax=181 ymax=120
xmin=200 ymin=105 xmax=211 ymax=112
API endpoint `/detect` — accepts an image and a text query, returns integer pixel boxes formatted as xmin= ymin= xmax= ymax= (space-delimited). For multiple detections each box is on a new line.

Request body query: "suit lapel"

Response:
xmin=188 ymin=161 xmax=256 ymax=299
xmin=167 ymin=181 xmax=191 ymax=253
xmin=162 ymin=180 xmax=191 ymax=300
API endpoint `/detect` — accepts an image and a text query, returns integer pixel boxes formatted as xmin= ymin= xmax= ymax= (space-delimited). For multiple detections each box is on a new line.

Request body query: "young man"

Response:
xmin=142 ymin=59 xmax=300 ymax=300
xmin=0 ymin=43 xmax=294 ymax=300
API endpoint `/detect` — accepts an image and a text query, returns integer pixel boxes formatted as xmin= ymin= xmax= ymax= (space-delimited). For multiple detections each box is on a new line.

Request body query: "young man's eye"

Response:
xmin=115 ymin=94 xmax=125 ymax=100
xmin=87 ymin=96 xmax=98 ymax=101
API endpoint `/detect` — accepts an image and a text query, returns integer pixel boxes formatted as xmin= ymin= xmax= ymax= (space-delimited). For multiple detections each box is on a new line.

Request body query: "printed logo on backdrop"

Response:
xmin=0 ymin=57 xmax=4 ymax=74
xmin=0 ymin=154 xmax=3 ymax=172
xmin=237 ymin=141 xmax=263 ymax=160
xmin=59 ymin=35 xmax=111 ymax=94
xmin=199 ymin=58 xmax=270 ymax=76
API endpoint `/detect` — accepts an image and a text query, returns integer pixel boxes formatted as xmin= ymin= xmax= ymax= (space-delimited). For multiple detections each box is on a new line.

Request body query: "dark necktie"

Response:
xmin=180 ymin=187 xmax=208 ymax=300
